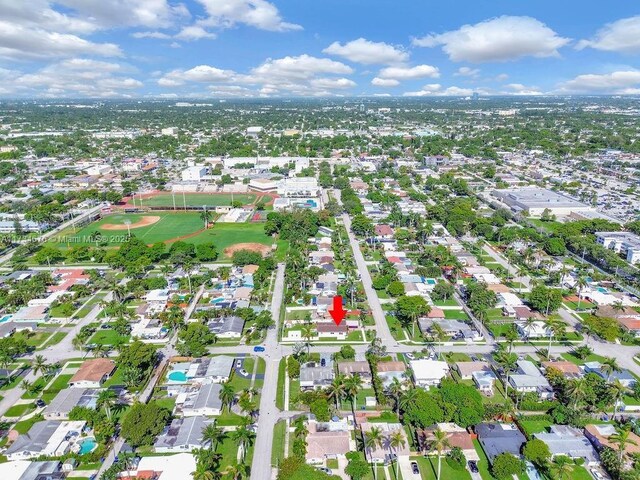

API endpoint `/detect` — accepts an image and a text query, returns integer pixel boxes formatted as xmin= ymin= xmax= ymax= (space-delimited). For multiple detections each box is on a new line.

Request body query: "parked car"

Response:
xmin=405 ymin=353 xmax=415 ymax=360
xmin=590 ymin=469 xmax=606 ymax=480
xmin=411 ymin=461 xmax=420 ymax=475
xmin=236 ymin=360 xmax=243 ymax=368
xmin=468 ymin=461 xmax=479 ymax=473
xmin=239 ymin=369 xmax=249 ymax=376
xmin=320 ymin=358 xmax=326 ymax=367
xmin=318 ymin=467 xmax=332 ymax=474
xmin=253 ymin=346 xmax=265 ymax=352
xmin=35 ymin=399 xmax=46 ymax=408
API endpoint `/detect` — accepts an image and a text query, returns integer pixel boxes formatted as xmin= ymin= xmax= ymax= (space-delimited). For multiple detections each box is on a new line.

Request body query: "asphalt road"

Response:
xmin=251 ymin=262 xmax=286 ymax=480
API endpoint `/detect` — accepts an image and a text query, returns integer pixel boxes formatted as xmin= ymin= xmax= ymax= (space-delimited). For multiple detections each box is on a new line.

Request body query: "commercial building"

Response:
xmin=181 ymin=166 xmax=208 ymax=182
xmin=492 ymin=187 xmax=592 ymax=217
xmin=595 ymin=231 xmax=640 ymax=264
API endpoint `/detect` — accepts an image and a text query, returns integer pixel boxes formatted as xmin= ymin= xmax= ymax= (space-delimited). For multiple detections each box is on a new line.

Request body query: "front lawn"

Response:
xmin=412 ymin=455 xmax=472 ymax=480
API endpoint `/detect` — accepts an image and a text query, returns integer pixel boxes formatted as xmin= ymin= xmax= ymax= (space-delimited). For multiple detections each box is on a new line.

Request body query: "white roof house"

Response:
xmin=133 ymin=453 xmax=197 ymax=480
xmin=410 ymin=359 xmax=449 ymax=388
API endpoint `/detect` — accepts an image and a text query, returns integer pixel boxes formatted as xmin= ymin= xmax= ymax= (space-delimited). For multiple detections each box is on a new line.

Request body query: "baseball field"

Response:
xmin=128 ymin=192 xmax=258 ymax=208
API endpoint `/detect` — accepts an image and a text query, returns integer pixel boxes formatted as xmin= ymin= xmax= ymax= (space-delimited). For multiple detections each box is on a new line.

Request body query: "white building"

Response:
xmin=492 ymin=187 xmax=592 ymax=217
xmin=277 ymin=177 xmax=320 ymax=198
xmin=181 ymin=166 xmax=208 ymax=182
xmin=410 ymin=359 xmax=449 ymax=388
xmin=596 ymin=231 xmax=640 ymax=264
xmin=132 ymin=453 xmax=196 ymax=480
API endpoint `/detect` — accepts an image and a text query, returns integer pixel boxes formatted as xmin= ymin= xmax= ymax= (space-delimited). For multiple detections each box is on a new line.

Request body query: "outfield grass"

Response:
xmin=51 ymin=212 xmax=205 ymax=246
xmin=138 ymin=193 xmax=257 ymax=208
xmin=182 ymin=221 xmax=274 ymax=252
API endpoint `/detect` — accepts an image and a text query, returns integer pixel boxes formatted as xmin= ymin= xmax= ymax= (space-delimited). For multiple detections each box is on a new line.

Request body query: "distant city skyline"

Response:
xmin=0 ymin=0 xmax=639 ymax=98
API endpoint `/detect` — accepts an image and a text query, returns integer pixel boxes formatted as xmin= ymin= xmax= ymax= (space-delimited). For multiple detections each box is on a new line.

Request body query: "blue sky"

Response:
xmin=0 ymin=0 xmax=639 ymax=98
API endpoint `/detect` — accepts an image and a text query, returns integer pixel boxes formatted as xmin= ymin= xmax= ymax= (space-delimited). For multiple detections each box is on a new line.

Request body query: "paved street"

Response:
xmin=341 ymin=212 xmax=395 ymax=345
xmin=251 ymin=262 xmax=286 ymax=480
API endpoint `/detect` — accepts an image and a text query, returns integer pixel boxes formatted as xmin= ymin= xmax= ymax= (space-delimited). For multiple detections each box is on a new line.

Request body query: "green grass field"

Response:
xmin=51 ymin=212 xmax=205 ymax=246
xmin=137 ymin=193 xmax=257 ymax=207
xmin=183 ymin=222 xmax=274 ymax=252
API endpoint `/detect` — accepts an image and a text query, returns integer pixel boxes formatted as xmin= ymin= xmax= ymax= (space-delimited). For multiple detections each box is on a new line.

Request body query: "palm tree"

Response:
xmin=388 ymin=430 xmax=406 ymax=479
xmin=200 ymin=208 xmax=212 ymax=229
xmin=503 ymin=326 xmax=519 ymax=354
xmin=386 ymin=377 xmax=404 ymax=415
xmin=610 ymin=424 xmax=638 ymax=463
xmin=224 ymin=463 xmax=250 ymax=479
xmin=202 ymin=424 xmax=226 ymax=451
xmin=364 ymin=426 xmax=384 ymax=480
xmin=566 ymin=378 xmax=588 ymax=409
xmin=191 ymin=469 xmax=220 ymax=480
xmin=92 ymin=344 xmax=109 ymax=358
xmin=550 ymin=456 xmax=573 ymax=480
xmin=429 ymin=428 xmax=451 ymax=480
xmin=544 ymin=318 xmax=559 ymax=355
xmin=344 ymin=374 xmax=363 ymax=423
xmin=232 ymin=426 xmax=256 ymax=463
xmin=399 ymin=388 xmax=419 ymax=416
xmin=326 ymin=374 xmax=346 ymax=410
xmin=301 ymin=323 xmax=314 ymax=354
xmin=219 ymin=381 xmax=235 ymax=412
xmin=32 ymin=355 xmax=47 ymax=376
xmin=601 ymin=356 xmax=621 ymax=382
xmin=576 ymin=276 xmax=588 ymax=310
xmin=97 ymin=389 xmax=118 ymax=420
xmin=609 ymin=379 xmax=630 ymax=421
xmin=20 ymin=379 xmax=32 ymax=394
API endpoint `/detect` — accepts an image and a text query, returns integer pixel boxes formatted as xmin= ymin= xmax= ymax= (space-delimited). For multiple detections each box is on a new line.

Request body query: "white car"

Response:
xmin=239 ymin=369 xmax=249 ymax=376
xmin=590 ymin=469 xmax=606 ymax=480
xmin=405 ymin=353 xmax=415 ymax=360
xmin=236 ymin=360 xmax=243 ymax=368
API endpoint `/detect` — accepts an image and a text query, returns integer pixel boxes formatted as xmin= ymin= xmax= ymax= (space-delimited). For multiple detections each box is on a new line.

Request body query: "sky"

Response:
xmin=0 ymin=0 xmax=639 ymax=98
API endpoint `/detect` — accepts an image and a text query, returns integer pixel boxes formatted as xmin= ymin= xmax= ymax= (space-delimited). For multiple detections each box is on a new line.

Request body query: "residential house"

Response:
xmin=316 ymin=322 xmax=348 ymax=340
xmin=133 ymin=453 xmax=196 ymax=480
xmin=361 ymin=423 xmax=410 ymax=464
xmin=207 ymin=316 xmax=245 ymax=339
xmin=509 ymin=360 xmax=553 ymax=399
xmin=69 ymin=359 xmax=116 ymax=388
xmin=534 ymin=425 xmax=598 ymax=465
xmin=585 ymin=424 xmax=640 ymax=458
xmin=455 ymin=362 xmax=497 ymax=395
xmin=300 ymin=364 xmax=335 ymax=390
xmin=154 ymin=416 xmax=212 ymax=453
xmin=5 ymin=421 xmax=86 ymax=461
xmin=305 ymin=419 xmax=353 ymax=465
xmin=176 ymin=383 xmax=223 ymax=417
xmin=476 ymin=423 xmax=526 ymax=464
xmin=43 ymin=388 xmax=100 ymax=420
xmin=410 ymin=359 xmax=449 ymax=389
xmin=584 ymin=362 xmax=636 ymax=388
xmin=337 ymin=361 xmax=372 ymax=386
xmin=418 ymin=423 xmax=479 ymax=461
xmin=377 ymin=361 xmax=407 ymax=388
xmin=516 ymin=320 xmax=551 ymax=339
xmin=541 ymin=361 xmax=582 ymax=379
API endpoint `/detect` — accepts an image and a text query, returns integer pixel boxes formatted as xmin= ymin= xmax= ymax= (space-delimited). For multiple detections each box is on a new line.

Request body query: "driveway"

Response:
xmin=398 ymin=457 xmax=421 ymax=480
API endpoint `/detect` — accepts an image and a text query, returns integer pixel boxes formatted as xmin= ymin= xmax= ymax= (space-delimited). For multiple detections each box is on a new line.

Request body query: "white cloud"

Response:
xmin=175 ymin=25 xmax=217 ymax=40
xmin=0 ymin=20 xmax=122 ymax=59
xmin=504 ymin=83 xmax=543 ymax=95
xmin=310 ymin=77 xmax=356 ymax=89
xmin=159 ymin=65 xmax=236 ymax=86
xmin=403 ymin=84 xmax=474 ymax=96
xmin=57 ymin=0 xmax=190 ymax=28
xmin=250 ymin=54 xmax=352 ymax=81
xmin=8 ymin=59 xmax=143 ymax=97
xmin=577 ymin=16 xmax=640 ymax=54
xmin=323 ymin=38 xmax=408 ymax=65
xmin=371 ymin=78 xmax=400 ymax=87
xmin=195 ymin=0 xmax=302 ymax=32
xmin=132 ymin=31 xmax=172 ymax=39
xmin=413 ymin=16 xmax=570 ymax=63
xmin=157 ymin=55 xmax=356 ymax=97
xmin=495 ymin=73 xmax=509 ymax=82
xmin=377 ymin=65 xmax=439 ymax=80
xmin=455 ymin=67 xmax=480 ymax=77
xmin=558 ymin=70 xmax=640 ymax=94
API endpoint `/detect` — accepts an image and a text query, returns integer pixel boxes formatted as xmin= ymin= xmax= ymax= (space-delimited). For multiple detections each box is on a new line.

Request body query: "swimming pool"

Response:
xmin=78 ymin=438 xmax=97 ymax=455
xmin=425 ymin=278 xmax=437 ymax=285
xmin=0 ymin=314 xmax=12 ymax=324
xmin=210 ymin=297 xmax=225 ymax=304
xmin=596 ymin=287 xmax=608 ymax=293
xmin=168 ymin=371 xmax=188 ymax=382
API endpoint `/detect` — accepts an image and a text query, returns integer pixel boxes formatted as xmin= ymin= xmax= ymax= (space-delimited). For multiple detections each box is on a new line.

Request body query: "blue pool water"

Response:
xmin=0 ymin=315 xmax=12 ymax=324
xmin=168 ymin=371 xmax=187 ymax=382
xmin=78 ymin=438 xmax=97 ymax=454
xmin=596 ymin=287 xmax=608 ymax=293
xmin=425 ymin=278 xmax=437 ymax=285
xmin=210 ymin=297 xmax=225 ymax=304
